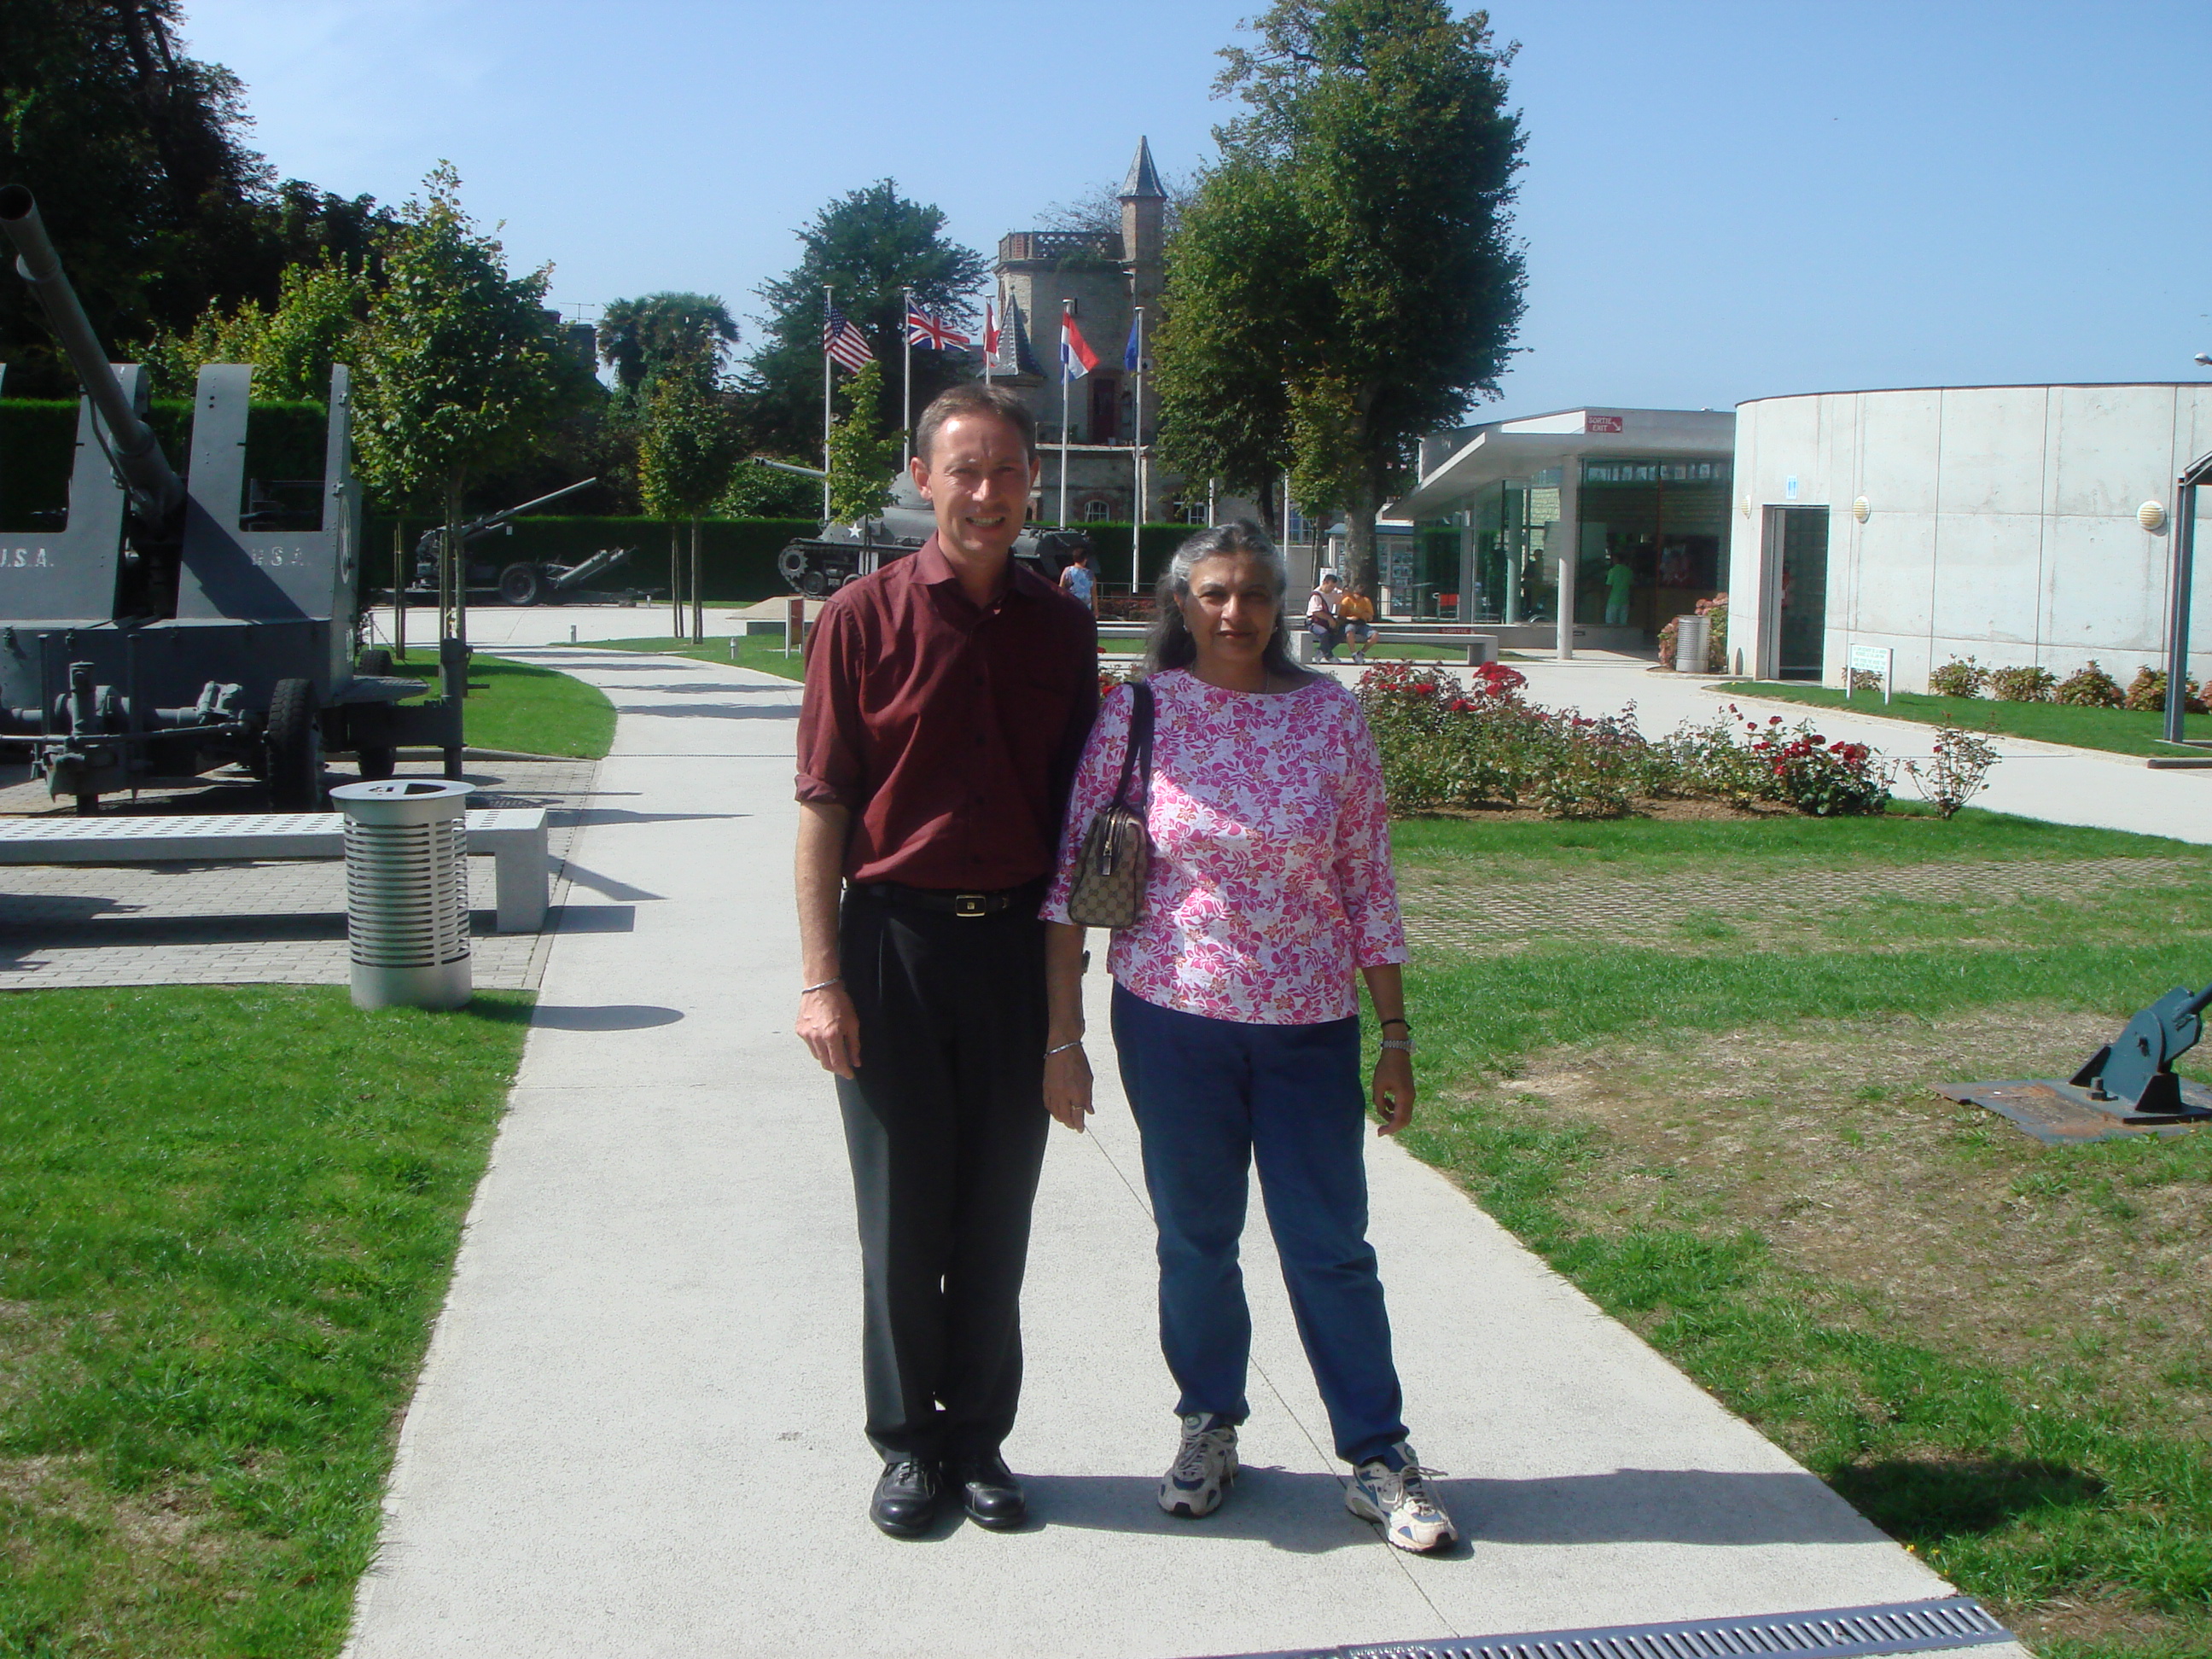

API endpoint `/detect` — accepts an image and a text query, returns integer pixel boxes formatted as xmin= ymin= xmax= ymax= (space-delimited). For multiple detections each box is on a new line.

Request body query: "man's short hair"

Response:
xmin=914 ymin=383 xmax=1038 ymax=467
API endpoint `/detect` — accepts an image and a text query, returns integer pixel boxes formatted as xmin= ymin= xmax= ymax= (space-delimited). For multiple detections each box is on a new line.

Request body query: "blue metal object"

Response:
xmin=2071 ymin=979 xmax=2212 ymax=1115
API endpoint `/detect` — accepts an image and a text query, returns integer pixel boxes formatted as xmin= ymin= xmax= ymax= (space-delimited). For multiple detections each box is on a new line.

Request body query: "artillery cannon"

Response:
xmin=770 ymin=463 xmax=1083 ymax=597
xmin=404 ymin=478 xmax=642 ymax=606
xmin=0 ymin=185 xmax=465 ymax=812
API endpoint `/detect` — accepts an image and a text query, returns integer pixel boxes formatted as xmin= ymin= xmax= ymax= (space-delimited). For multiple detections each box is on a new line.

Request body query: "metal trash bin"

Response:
xmin=330 ymin=778 xmax=475 ymax=1010
xmin=1674 ymin=613 xmax=1712 ymax=673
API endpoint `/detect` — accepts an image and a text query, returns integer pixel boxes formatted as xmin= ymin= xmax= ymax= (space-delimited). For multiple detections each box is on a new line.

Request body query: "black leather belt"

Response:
xmin=854 ymin=879 xmax=1045 ymax=917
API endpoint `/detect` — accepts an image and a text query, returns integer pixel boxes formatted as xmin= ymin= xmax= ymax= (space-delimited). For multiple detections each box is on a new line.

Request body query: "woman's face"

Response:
xmin=1179 ymin=553 xmax=1279 ymax=672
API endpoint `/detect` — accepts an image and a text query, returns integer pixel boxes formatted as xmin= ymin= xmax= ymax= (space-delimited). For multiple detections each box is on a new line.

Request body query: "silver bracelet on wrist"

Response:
xmin=1045 ymin=1039 xmax=1084 ymax=1057
xmin=1379 ymin=1036 xmax=1416 ymax=1054
xmin=800 ymin=976 xmax=842 ymax=995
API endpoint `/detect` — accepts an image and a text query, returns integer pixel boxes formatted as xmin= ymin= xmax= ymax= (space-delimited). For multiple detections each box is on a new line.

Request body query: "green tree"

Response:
xmin=351 ymin=164 xmax=589 ymax=636
xmin=597 ymin=292 xmax=739 ymax=393
xmin=739 ymin=181 xmax=987 ymax=463
xmin=148 ymin=257 xmax=370 ymax=397
xmin=1158 ymin=0 xmax=1526 ymax=593
xmin=823 ymin=359 xmax=899 ymax=526
xmin=0 ymin=0 xmax=394 ymax=391
xmin=638 ymin=354 xmax=741 ymax=639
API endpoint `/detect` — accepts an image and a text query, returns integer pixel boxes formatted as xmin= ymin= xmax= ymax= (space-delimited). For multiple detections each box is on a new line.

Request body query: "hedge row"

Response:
xmin=362 ymin=515 xmax=817 ymax=605
xmin=0 ymin=399 xmax=332 ymax=526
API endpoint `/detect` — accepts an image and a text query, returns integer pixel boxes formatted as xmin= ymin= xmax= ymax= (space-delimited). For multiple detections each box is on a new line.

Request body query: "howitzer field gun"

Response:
xmin=405 ymin=478 xmax=640 ymax=607
xmin=0 ymin=185 xmax=465 ymax=812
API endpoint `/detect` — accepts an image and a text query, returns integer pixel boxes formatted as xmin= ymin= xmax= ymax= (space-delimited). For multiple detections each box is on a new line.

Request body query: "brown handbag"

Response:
xmin=1065 ymin=680 xmax=1155 ymax=930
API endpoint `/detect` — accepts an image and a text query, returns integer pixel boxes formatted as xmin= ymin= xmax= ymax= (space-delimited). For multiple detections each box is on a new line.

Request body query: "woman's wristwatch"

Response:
xmin=1378 ymin=1016 xmax=1414 ymax=1055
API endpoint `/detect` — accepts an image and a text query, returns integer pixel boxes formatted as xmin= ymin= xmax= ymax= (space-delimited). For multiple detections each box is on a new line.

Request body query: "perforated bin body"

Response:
xmin=329 ymin=779 xmax=475 ymax=1010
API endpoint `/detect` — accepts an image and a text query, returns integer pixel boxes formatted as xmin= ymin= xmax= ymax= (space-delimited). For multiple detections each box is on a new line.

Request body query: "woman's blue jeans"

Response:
xmin=1111 ymin=984 xmax=1408 ymax=1465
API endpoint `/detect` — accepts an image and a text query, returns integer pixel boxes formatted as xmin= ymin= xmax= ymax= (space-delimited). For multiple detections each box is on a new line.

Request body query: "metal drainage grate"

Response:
xmin=1212 ymin=1597 xmax=2014 ymax=1659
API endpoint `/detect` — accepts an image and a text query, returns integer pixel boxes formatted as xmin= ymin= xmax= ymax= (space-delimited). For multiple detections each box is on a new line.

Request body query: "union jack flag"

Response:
xmin=823 ymin=305 xmax=874 ymax=373
xmin=905 ymin=306 xmax=970 ymax=351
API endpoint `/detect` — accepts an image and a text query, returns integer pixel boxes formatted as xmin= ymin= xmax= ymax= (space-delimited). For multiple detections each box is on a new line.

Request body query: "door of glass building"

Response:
xmin=1761 ymin=505 xmax=1829 ymax=681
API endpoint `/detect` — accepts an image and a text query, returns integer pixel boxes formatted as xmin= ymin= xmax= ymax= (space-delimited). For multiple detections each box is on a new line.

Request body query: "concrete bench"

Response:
xmin=0 ymin=807 xmax=550 ymax=933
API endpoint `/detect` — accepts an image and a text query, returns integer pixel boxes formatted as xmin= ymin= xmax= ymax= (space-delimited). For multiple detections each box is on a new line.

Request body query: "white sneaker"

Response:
xmin=1346 ymin=1443 xmax=1458 ymax=1552
xmin=1158 ymin=1412 xmax=1238 ymax=1517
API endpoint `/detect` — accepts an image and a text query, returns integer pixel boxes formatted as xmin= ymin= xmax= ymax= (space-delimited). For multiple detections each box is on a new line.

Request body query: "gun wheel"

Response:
xmin=498 ymin=562 xmax=545 ymax=606
xmin=356 ymin=746 xmax=397 ymax=781
xmin=265 ymin=678 xmax=323 ymax=810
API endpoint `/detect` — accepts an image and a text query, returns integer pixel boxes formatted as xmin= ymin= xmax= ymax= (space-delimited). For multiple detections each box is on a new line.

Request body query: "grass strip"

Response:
xmin=589 ymin=634 xmax=805 ymax=682
xmin=389 ymin=649 xmax=615 ymax=758
xmin=1711 ymin=680 xmax=2212 ymax=758
xmin=0 ymin=985 xmax=533 ymax=1657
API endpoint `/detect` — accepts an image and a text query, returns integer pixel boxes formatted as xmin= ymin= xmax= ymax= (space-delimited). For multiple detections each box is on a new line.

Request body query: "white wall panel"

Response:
xmin=1929 ymin=512 xmax=2045 ymax=649
xmin=1936 ymin=388 xmax=2049 ymax=517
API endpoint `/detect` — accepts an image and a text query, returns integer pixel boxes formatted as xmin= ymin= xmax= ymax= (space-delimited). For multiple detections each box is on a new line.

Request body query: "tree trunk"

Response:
xmin=392 ymin=520 xmax=407 ymax=658
xmin=670 ymin=524 xmax=683 ymax=639
xmin=445 ymin=475 xmax=469 ymax=663
xmin=690 ymin=517 xmax=703 ymax=643
xmin=1343 ymin=473 xmax=1381 ymax=608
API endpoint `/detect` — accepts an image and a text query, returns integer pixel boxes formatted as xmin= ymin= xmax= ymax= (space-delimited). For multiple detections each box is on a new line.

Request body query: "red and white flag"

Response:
xmin=1060 ymin=311 xmax=1099 ymax=381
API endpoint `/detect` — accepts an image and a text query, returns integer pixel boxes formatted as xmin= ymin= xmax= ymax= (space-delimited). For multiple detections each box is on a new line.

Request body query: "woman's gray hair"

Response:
xmin=1143 ymin=520 xmax=1301 ymax=678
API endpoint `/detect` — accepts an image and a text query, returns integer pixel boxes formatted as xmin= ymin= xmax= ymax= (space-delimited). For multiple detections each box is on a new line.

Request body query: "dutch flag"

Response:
xmin=1060 ymin=311 xmax=1099 ymax=381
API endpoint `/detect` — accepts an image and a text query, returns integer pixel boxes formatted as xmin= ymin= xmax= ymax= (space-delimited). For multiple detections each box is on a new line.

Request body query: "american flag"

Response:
xmin=823 ymin=305 xmax=874 ymax=372
xmin=905 ymin=306 xmax=970 ymax=351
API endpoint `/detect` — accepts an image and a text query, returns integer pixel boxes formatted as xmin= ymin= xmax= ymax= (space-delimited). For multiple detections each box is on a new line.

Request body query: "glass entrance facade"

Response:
xmin=1575 ymin=458 xmax=1730 ymax=637
xmin=1467 ymin=469 xmax=1563 ymax=623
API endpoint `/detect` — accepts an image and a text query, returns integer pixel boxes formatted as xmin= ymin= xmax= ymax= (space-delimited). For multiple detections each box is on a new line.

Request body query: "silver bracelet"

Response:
xmin=800 ymin=976 xmax=842 ymax=995
xmin=1045 ymin=1039 xmax=1084 ymax=1057
xmin=1379 ymin=1036 xmax=1416 ymax=1054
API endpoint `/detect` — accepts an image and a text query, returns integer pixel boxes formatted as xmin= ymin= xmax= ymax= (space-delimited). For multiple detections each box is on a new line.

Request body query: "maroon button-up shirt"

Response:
xmin=795 ymin=535 xmax=1100 ymax=889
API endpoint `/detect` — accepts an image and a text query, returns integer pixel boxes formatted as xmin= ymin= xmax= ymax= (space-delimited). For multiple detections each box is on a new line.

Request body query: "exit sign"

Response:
xmin=1584 ymin=415 xmax=1622 ymax=434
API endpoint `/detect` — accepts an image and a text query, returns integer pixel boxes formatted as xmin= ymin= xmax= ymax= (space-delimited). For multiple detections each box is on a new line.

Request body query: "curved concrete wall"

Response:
xmin=1726 ymin=384 xmax=2212 ymax=692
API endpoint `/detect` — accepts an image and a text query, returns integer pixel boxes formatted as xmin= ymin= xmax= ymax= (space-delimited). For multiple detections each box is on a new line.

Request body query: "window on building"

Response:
xmin=1080 ymin=499 xmax=1114 ymax=523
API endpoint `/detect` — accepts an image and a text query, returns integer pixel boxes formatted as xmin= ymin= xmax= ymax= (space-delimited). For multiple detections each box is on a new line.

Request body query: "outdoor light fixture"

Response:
xmin=2140 ymin=501 xmax=2168 ymax=532
xmin=2197 ymin=352 xmax=2212 ymax=366
xmin=1853 ymin=497 xmax=1871 ymax=523
xmin=1739 ymin=495 xmax=1751 ymax=517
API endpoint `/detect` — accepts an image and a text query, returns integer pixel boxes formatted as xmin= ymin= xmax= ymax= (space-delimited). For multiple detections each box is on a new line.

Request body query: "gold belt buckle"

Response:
xmin=953 ymin=893 xmax=990 ymax=918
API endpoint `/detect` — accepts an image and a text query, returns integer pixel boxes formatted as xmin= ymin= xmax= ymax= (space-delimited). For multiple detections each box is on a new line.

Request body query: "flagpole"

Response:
xmin=820 ymin=284 xmax=834 ymax=521
xmin=1058 ymin=300 xmax=1072 ymax=529
xmin=982 ymin=282 xmax=996 ymax=387
xmin=900 ymin=287 xmax=913 ymax=471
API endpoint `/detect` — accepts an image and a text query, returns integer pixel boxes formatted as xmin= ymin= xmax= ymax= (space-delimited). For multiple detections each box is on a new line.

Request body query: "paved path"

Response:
xmin=344 ymin=642 xmax=2024 ymax=1659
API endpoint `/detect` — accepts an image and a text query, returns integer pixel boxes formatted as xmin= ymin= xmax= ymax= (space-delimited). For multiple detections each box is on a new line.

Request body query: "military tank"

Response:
xmin=0 ymin=185 xmax=465 ymax=812
xmin=774 ymin=469 xmax=1086 ymax=597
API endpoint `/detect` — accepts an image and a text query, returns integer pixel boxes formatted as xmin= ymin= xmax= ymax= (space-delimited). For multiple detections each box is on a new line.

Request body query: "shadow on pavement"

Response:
xmin=527 ymin=1004 xmax=684 ymax=1031
xmin=1024 ymin=1467 xmax=1882 ymax=1550
xmin=557 ymin=863 xmax=664 ymax=902
xmin=613 ymin=703 xmax=800 ymax=721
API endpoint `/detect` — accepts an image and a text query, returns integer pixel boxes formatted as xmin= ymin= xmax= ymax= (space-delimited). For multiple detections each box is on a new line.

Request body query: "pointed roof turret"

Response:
xmin=1120 ymin=137 xmax=1166 ymax=201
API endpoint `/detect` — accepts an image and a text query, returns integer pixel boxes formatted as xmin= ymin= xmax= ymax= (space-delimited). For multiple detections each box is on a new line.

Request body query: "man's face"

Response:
xmin=912 ymin=413 xmax=1038 ymax=564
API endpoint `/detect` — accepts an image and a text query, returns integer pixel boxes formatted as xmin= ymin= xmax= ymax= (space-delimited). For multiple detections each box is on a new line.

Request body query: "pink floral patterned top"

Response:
xmin=1041 ymin=669 xmax=1407 ymax=1025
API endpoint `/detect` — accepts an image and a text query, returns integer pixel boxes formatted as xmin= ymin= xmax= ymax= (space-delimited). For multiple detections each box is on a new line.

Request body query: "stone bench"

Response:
xmin=0 ymin=807 xmax=550 ymax=933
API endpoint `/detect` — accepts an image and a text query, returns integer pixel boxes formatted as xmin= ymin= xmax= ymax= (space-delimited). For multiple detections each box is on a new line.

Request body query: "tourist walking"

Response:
xmin=794 ymin=384 xmax=1100 ymax=1538
xmin=1058 ymin=541 xmax=1097 ymax=612
xmin=1038 ymin=521 xmax=1458 ymax=1554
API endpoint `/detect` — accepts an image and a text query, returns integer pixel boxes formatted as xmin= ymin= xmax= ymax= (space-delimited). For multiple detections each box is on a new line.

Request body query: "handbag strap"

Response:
xmin=1108 ymin=680 xmax=1155 ymax=815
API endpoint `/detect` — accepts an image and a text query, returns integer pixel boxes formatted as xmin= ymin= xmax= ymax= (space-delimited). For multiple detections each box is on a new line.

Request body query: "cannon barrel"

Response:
xmin=0 ymin=184 xmax=184 ymax=522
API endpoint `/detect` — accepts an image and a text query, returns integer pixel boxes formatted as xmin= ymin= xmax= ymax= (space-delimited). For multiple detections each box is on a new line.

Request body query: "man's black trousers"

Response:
xmin=835 ymin=887 xmax=1050 ymax=1464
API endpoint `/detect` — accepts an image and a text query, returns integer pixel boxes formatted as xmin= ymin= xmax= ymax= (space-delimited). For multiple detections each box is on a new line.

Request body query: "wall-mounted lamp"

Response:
xmin=1853 ymin=497 xmax=1871 ymax=523
xmin=2139 ymin=501 xmax=2168 ymax=532
xmin=1739 ymin=495 xmax=1751 ymax=517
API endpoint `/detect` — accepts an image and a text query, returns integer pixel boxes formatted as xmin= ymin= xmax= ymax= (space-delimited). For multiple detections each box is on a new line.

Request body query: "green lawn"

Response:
xmin=1393 ymin=805 xmax=2212 ymax=1659
xmin=0 ymin=986 xmax=533 ymax=1657
xmin=589 ymin=634 xmax=805 ymax=681
xmin=389 ymin=649 xmax=616 ymax=757
xmin=1714 ymin=680 xmax=2212 ymax=758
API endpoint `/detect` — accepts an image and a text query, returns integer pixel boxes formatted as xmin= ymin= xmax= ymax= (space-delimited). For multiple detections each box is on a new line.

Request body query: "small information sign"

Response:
xmin=1846 ymin=642 xmax=1893 ymax=704
xmin=786 ymin=595 xmax=806 ymax=659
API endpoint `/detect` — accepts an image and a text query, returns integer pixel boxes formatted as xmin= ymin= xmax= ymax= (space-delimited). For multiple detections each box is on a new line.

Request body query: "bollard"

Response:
xmin=331 ymin=778 xmax=475 ymax=1010
xmin=1674 ymin=613 xmax=1712 ymax=673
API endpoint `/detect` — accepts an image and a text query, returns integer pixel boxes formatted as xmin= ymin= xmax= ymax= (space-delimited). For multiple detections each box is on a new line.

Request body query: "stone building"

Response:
xmin=991 ymin=138 xmax=1181 ymax=527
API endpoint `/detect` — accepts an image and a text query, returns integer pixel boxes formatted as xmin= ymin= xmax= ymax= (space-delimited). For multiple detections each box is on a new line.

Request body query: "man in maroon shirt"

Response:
xmin=794 ymin=383 xmax=1098 ymax=1537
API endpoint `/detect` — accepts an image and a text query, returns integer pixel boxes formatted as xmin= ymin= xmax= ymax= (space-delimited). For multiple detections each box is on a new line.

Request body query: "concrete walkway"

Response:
xmin=343 ymin=636 xmax=2029 ymax=1659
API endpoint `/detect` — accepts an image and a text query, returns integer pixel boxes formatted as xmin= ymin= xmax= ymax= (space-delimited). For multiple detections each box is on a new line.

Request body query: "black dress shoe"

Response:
xmin=870 ymin=1458 xmax=940 ymax=1538
xmin=950 ymin=1451 xmax=1027 ymax=1530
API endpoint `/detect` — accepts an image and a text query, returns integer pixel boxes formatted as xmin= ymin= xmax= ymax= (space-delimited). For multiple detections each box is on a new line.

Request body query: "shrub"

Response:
xmin=2123 ymin=667 xmax=2208 ymax=714
xmin=1928 ymin=655 xmax=1987 ymax=698
xmin=1901 ymin=727 xmax=2000 ymax=818
xmin=1986 ymin=664 xmax=2056 ymax=703
xmin=2052 ymin=661 xmax=2125 ymax=707
xmin=1749 ymin=725 xmax=1893 ymax=816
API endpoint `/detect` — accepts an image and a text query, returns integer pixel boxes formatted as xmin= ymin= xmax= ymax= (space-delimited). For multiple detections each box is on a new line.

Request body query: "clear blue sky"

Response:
xmin=183 ymin=0 xmax=2212 ymax=419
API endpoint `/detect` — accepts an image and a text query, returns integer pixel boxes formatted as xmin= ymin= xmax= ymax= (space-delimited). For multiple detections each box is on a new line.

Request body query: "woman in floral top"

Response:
xmin=1039 ymin=521 xmax=1457 ymax=1555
